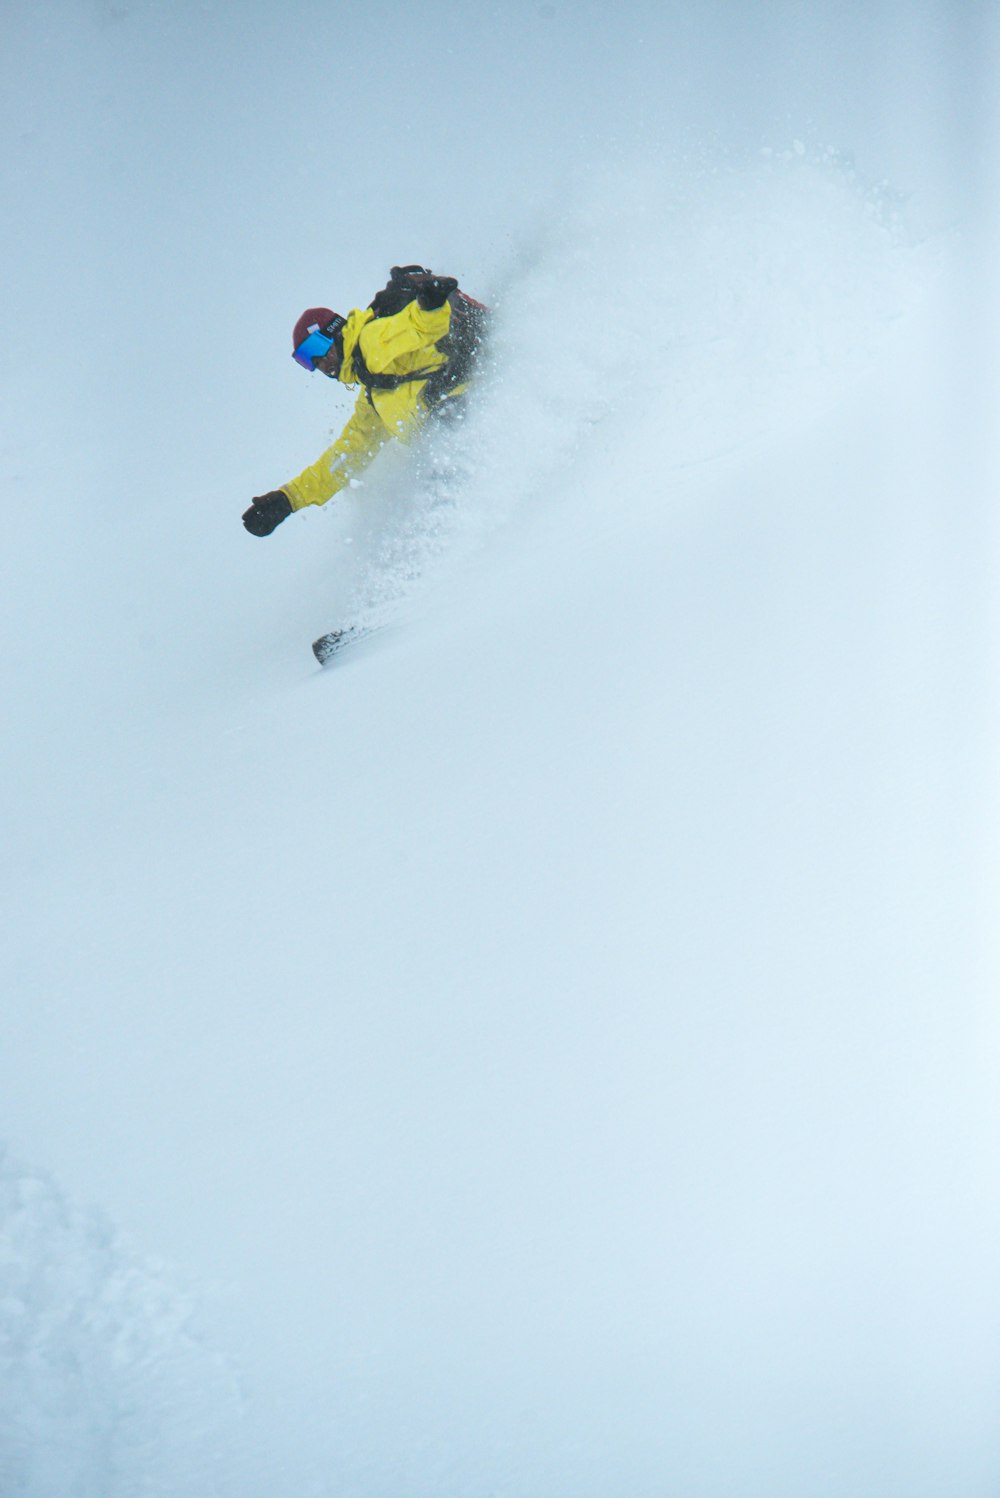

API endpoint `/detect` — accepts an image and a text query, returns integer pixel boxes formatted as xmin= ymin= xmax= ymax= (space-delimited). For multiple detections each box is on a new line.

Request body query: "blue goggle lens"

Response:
xmin=293 ymin=329 xmax=334 ymax=371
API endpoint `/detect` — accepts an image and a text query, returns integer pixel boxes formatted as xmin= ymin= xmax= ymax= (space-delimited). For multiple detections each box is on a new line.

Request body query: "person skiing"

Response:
xmin=242 ymin=265 xmax=489 ymax=538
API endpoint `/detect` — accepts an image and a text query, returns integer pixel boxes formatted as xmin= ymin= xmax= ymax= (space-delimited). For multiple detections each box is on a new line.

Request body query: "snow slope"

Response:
xmin=2 ymin=4 xmax=999 ymax=1496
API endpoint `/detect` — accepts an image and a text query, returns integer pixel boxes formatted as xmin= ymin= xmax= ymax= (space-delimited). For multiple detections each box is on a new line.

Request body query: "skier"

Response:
xmin=242 ymin=266 xmax=489 ymax=538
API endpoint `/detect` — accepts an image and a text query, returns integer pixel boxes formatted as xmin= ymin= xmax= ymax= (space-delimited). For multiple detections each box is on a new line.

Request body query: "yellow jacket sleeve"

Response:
xmin=282 ymin=393 xmax=387 ymax=511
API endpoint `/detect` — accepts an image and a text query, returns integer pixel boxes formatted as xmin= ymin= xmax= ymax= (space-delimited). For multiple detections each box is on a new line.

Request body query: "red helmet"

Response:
xmin=292 ymin=307 xmax=345 ymax=350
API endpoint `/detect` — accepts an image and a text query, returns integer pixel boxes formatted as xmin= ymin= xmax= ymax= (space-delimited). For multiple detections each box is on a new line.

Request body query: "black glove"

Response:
xmin=414 ymin=275 xmax=459 ymax=311
xmin=243 ymin=490 xmax=292 ymax=537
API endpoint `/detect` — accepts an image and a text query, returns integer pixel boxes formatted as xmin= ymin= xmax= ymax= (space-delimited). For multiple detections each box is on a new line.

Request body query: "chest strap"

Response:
xmin=349 ymin=333 xmax=439 ymax=408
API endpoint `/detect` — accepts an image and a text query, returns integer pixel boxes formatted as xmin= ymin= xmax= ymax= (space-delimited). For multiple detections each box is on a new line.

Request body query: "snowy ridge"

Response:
xmin=0 ymin=1150 xmax=249 ymax=1498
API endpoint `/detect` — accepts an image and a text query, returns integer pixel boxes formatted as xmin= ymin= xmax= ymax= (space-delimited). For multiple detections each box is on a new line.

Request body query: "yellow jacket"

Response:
xmin=283 ymin=299 xmax=454 ymax=511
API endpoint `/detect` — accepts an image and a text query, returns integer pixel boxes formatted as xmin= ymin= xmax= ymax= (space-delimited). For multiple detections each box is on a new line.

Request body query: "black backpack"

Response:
xmin=368 ymin=264 xmax=437 ymax=319
xmin=354 ymin=265 xmax=490 ymax=408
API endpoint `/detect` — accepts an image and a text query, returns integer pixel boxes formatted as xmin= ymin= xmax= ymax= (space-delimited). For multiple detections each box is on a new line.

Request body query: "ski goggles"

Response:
xmin=292 ymin=315 xmax=346 ymax=371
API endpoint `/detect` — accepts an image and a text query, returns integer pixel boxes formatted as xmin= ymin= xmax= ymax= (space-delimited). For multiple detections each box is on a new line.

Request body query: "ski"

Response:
xmin=312 ymin=625 xmax=379 ymax=666
xmin=312 ymin=628 xmax=352 ymax=665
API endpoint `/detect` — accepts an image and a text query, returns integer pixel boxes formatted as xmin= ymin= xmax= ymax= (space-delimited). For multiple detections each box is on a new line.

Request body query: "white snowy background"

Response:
xmin=1 ymin=2 xmax=999 ymax=1495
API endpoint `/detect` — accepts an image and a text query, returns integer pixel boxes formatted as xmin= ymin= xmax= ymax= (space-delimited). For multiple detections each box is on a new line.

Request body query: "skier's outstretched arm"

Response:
xmin=242 ymin=395 xmax=386 ymax=537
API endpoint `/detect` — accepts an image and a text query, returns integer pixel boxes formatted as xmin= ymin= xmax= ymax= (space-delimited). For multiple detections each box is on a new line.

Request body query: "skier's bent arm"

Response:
xmin=283 ymin=396 xmax=387 ymax=511
xmin=358 ymin=300 xmax=451 ymax=374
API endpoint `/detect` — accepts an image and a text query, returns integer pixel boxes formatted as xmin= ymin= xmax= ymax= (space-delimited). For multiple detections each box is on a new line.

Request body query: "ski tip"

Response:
xmin=312 ymin=629 xmax=346 ymax=665
xmin=312 ymin=623 xmax=382 ymax=667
